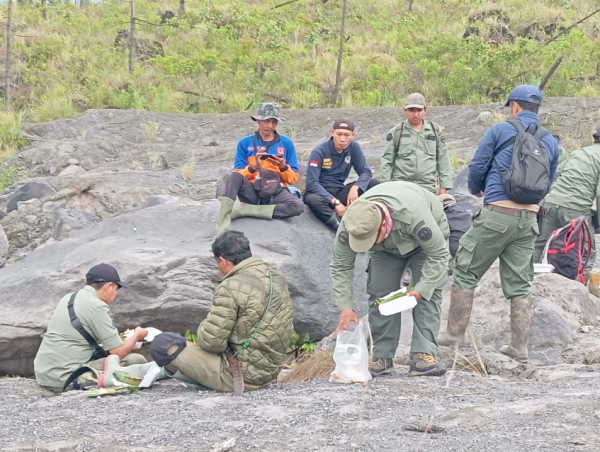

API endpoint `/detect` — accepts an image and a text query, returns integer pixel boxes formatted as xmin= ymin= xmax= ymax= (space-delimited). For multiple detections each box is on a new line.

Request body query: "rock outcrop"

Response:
xmin=0 ymin=200 xmax=368 ymax=375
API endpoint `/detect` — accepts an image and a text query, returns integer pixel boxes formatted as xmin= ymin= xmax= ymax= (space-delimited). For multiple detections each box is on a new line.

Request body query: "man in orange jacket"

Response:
xmin=217 ymin=103 xmax=304 ymax=234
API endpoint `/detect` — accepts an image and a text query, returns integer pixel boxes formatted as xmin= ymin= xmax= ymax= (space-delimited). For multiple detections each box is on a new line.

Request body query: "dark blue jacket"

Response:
xmin=305 ymin=138 xmax=373 ymax=202
xmin=468 ymin=111 xmax=560 ymax=204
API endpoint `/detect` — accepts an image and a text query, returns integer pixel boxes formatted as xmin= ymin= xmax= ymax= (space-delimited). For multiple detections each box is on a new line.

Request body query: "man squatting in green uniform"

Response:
xmin=438 ymin=85 xmax=560 ymax=363
xmin=533 ymin=123 xmax=600 ymax=283
xmin=379 ymin=93 xmax=453 ymax=195
xmin=331 ymin=181 xmax=449 ymax=377
xmin=34 ymin=264 xmax=153 ymax=392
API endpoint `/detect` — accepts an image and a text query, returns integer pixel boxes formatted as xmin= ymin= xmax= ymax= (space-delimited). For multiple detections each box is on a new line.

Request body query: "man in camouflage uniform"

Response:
xmin=331 ymin=181 xmax=449 ymax=377
xmin=533 ymin=123 xmax=600 ymax=282
xmin=379 ymin=93 xmax=452 ymax=194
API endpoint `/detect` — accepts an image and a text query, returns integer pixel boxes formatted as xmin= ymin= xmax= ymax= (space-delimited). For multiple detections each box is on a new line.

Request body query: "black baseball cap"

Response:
xmin=332 ymin=117 xmax=355 ymax=131
xmin=86 ymin=263 xmax=128 ymax=288
xmin=594 ymin=122 xmax=600 ymax=140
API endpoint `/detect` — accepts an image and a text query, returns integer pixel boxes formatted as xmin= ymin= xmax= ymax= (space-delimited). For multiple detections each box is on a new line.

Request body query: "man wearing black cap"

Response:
xmin=34 ymin=263 xmax=150 ymax=392
xmin=304 ymin=117 xmax=379 ymax=229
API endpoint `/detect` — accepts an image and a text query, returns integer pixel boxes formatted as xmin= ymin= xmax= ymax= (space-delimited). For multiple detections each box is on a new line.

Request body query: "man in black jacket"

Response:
xmin=304 ymin=118 xmax=379 ymax=229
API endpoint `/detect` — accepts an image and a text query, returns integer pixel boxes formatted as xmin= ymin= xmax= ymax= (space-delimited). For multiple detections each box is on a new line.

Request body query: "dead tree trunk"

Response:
xmin=179 ymin=0 xmax=185 ymax=15
xmin=128 ymin=0 xmax=136 ymax=74
xmin=333 ymin=0 xmax=347 ymax=105
xmin=41 ymin=0 xmax=47 ymax=20
xmin=5 ymin=0 xmax=13 ymax=112
xmin=408 ymin=0 xmax=415 ymax=13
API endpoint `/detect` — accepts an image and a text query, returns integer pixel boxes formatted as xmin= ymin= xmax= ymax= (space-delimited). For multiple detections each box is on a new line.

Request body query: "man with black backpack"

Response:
xmin=379 ymin=93 xmax=453 ymax=195
xmin=533 ymin=123 xmax=600 ymax=283
xmin=34 ymin=264 xmax=153 ymax=393
xmin=438 ymin=85 xmax=559 ymax=363
xmin=216 ymin=102 xmax=304 ymax=234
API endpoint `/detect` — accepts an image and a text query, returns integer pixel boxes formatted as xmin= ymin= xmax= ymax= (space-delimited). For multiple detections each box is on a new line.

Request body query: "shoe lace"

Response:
xmin=419 ymin=353 xmax=435 ymax=363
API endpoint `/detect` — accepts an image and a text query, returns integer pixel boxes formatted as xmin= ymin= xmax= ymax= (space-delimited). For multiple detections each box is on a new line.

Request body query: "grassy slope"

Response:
xmin=0 ymin=0 xmax=599 ymax=122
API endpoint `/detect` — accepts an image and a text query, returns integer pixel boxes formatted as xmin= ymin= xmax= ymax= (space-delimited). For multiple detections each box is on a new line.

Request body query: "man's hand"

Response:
xmin=438 ymin=188 xmax=448 ymax=195
xmin=407 ymin=290 xmax=423 ymax=302
xmin=250 ymin=153 xmax=265 ymax=172
xmin=267 ymin=155 xmax=288 ymax=171
xmin=474 ymin=191 xmax=484 ymax=198
xmin=135 ymin=327 xmax=148 ymax=341
xmin=335 ymin=309 xmax=359 ymax=332
xmin=335 ymin=203 xmax=347 ymax=217
xmin=347 ymin=185 xmax=360 ymax=205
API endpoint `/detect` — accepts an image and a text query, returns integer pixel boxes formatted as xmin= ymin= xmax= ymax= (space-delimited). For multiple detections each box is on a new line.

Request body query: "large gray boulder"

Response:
xmin=7 ymin=181 xmax=56 ymax=213
xmin=0 ymin=224 xmax=8 ymax=268
xmin=0 ymin=200 xmax=368 ymax=375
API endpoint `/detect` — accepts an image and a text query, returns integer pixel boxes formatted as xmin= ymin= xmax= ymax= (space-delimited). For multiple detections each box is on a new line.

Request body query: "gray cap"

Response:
xmin=251 ymin=102 xmax=285 ymax=122
xmin=405 ymin=93 xmax=426 ymax=109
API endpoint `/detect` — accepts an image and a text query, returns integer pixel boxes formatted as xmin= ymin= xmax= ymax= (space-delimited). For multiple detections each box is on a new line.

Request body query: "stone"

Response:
xmin=0 ymin=224 xmax=8 ymax=268
xmin=68 ymin=158 xmax=80 ymax=166
xmin=7 ymin=181 xmax=56 ymax=213
xmin=450 ymin=167 xmax=483 ymax=206
xmin=58 ymin=165 xmax=86 ymax=177
xmin=477 ymin=111 xmax=494 ymax=123
xmin=0 ymin=210 xmax=6 ymax=221
xmin=140 ymin=195 xmax=177 ymax=209
xmin=0 ymin=201 xmax=368 ymax=375
xmin=80 ymin=158 xmax=95 ymax=171
xmin=439 ymin=271 xmax=600 ymax=365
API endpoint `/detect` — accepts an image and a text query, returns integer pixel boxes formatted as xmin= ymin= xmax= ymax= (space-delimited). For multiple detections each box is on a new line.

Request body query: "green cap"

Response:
xmin=251 ymin=102 xmax=285 ymax=122
xmin=345 ymin=199 xmax=383 ymax=253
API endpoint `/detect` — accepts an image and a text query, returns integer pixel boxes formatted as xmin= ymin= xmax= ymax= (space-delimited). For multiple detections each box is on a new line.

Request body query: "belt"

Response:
xmin=484 ymin=204 xmax=537 ymax=218
xmin=225 ymin=349 xmax=245 ymax=396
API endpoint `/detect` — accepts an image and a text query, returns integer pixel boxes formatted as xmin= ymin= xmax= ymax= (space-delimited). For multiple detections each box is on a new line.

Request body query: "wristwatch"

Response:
xmin=332 ymin=198 xmax=341 ymax=206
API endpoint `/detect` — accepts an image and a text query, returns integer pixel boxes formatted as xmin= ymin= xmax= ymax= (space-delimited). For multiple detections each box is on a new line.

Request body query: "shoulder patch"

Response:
xmin=386 ymin=132 xmax=393 ymax=142
xmin=413 ymin=220 xmax=433 ymax=242
xmin=338 ymin=231 xmax=349 ymax=245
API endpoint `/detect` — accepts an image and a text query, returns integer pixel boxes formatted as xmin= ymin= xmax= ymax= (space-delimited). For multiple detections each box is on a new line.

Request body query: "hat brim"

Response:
xmin=251 ymin=115 xmax=285 ymax=122
xmin=116 ymin=281 xmax=129 ymax=289
xmin=348 ymin=230 xmax=379 ymax=253
xmin=404 ymin=104 xmax=425 ymax=109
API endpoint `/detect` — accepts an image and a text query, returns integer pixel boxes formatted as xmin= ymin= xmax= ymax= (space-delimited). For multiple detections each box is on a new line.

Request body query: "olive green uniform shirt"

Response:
xmin=379 ymin=120 xmax=453 ymax=192
xmin=34 ymin=285 xmax=123 ymax=389
xmin=546 ymin=144 xmax=600 ymax=211
xmin=330 ymin=182 xmax=450 ymax=311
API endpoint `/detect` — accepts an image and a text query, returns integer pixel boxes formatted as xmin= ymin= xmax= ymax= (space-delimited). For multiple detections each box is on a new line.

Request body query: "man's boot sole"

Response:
xmin=369 ymin=368 xmax=393 ymax=377
xmin=408 ymin=366 xmax=448 ymax=377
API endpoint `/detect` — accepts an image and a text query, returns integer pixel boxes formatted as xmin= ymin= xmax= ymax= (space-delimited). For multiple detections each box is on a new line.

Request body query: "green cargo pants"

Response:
xmin=367 ymin=248 xmax=447 ymax=359
xmin=453 ymin=207 xmax=538 ymax=298
xmin=167 ymin=342 xmax=234 ymax=392
xmin=533 ymin=202 xmax=596 ymax=283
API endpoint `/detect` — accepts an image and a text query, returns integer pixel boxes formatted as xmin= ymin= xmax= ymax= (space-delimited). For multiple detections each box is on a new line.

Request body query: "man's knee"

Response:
xmin=121 ymin=353 xmax=147 ymax=366
xmin=283 ymin=195 xmax=305 ymax=217
xmin=367 ymin=179 xmax=380 ymax=190
xmin=223 ymin=172 xmax=246 ymax=199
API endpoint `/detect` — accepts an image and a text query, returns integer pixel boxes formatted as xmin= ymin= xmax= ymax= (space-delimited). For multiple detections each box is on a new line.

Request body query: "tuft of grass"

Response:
xmin=148 ymin=149 xmax=161 ymax=169
xmin=145 ymin=121 xmax=159 ymax=142
xmin=30 ymin=98 xmax=77 ymax=123
xmin=182 ymin=151 xmax=196 ymax=181
xmin=130 ymin=158 xmax=139 ymax=168
xmin=449 ymin=147 xmax=460 ymax=171
xmin=0 ymin=111 xmax=27 ymax=160
xmin=0 ymin=164 xmax=28 ymax=192
xmin=185 ymin=330 xmax=198 ymax=344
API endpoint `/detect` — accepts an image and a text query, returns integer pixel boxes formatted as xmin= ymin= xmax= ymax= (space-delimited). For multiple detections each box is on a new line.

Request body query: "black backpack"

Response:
xmin=541 ymin=216 xmax=592 ymax=284
xmin=489 ymin=119 xmax=551 ymax=204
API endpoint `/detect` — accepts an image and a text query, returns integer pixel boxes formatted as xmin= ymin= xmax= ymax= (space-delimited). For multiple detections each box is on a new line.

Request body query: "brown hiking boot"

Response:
xmin=369 ymin=358 xmax=394 ymax=377
xmin=438 ymin=287 xmax=475 ymax=346
xmin=408 ymin=353 xmax=447 ymax=377
xmin=499 ymin=297 xmax=532 ymax=363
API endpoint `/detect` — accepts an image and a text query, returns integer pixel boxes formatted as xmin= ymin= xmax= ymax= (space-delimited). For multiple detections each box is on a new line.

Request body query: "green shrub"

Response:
xmin=0 ymin=111 xmax=27 ymax=160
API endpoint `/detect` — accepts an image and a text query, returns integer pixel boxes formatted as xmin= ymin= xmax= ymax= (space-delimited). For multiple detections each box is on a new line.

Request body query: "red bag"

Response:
xmin=541 ymin=216 xmax=592 ymax=284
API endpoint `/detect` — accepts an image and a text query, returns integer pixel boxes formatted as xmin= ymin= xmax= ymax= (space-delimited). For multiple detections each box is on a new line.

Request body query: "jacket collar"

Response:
xmin=220 ymin=256 xmax=264 ymax=281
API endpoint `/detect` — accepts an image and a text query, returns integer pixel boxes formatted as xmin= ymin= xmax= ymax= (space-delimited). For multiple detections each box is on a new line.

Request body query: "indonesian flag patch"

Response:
xmin=309 ymin=160 xmax=319 ymax=167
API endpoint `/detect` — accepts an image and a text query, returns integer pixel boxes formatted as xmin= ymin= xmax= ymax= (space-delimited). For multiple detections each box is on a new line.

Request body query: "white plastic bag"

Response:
xmin=329 ymin=322 xmax=372 ymax=384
